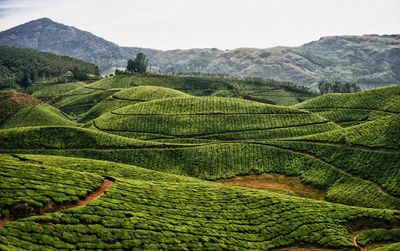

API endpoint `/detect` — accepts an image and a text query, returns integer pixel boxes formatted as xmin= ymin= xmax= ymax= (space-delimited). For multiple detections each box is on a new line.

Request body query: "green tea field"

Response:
xmin=0 ymin=74 xmax=399 ymax=250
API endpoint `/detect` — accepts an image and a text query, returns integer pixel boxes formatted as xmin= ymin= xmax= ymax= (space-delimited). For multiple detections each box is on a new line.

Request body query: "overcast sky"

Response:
xmin=0 ymin=0 xmax=399 ymax=50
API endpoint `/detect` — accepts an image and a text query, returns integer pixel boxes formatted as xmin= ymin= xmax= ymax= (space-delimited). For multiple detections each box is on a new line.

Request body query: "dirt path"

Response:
xmin=0 ymin=178 xmax=114 ymax=228
xmin=352 ymin=234 xmax=369 ymax=251
xmin=61 ymin=178 xmax=113 ymax=209
xmin=352 ymin=234 xmax=359 ymax=247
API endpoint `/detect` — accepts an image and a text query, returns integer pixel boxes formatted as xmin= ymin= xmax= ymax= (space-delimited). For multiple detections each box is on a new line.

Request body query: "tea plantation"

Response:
xmin=0 ymin=75 xmax=399 ymax=250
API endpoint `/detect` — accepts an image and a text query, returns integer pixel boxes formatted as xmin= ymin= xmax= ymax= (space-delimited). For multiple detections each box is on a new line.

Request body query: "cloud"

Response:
xmin=0 ymin=0 xmax=399 ymax=50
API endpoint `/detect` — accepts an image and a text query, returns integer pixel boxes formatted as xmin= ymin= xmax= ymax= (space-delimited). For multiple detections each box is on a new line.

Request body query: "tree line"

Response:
xmin=318 ymin=81 xmax=361 ymax=94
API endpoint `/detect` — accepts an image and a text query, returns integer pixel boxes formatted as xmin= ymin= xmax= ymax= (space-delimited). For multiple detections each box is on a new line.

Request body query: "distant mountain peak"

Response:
xmin=30 ymin=17 xmax=55 ymax=23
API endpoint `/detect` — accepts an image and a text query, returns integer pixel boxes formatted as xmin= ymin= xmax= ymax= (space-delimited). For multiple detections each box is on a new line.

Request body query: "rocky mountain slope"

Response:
xmin=1 ymin=18 xmax=399 ymax=87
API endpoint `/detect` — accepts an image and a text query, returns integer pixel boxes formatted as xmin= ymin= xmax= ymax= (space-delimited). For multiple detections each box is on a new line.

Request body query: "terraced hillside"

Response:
xmin=33 ymin=74 xmax=315 ymax=119
xmin=0 ymin=76 xmax=399 ymax=250
xmin=80 ymin=86 xmax=192 ymax=122
xmin=294 ymin=86 xmax=400 ymax=127
xmin=0 ymin=154 xmax=399 ymax=250
xmin=93 ymin=96 xmax=339 ymax=141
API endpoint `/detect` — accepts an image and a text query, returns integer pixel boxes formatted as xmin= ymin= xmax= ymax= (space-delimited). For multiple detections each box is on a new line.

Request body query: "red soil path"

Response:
xmin=63 ymin=178 xmax=113 ymax=209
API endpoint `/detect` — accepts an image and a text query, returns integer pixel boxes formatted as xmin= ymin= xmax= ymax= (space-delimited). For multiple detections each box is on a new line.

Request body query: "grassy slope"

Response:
xmin=27 ymin=82 xmax=86 ymax=99
xmin=288 ymin=115 xmax=400 ymax=149
xmin=54 ymin=74 xmax=313 ymax=117
xmin=80 ymin=86 xmax=192 ymax=122
xmin=0 ymin=126 xmax=164 ymax=149
xmin=0 ymin=154 xmax=398 ymax=250
xmin=0 ymin=104 xmax=76 ymax=129
xmin=2 ymin=142 xmax=398 ymax=210
xmin=263 ymin=115 xmax=400 ymax=198
xmin=93 ymin=96 xmax=339 ymax=141
xmin=28 ymin=74 xmax=314 ymax=121
xmin=293 ymin=86 xmax=400 ymax=126
xmin=114 ymin=86 xmax=191 ymax=100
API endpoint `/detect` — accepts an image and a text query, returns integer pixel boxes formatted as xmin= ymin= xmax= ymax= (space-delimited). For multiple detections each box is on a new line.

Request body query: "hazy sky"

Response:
xmin=0 ymin=0 xmax=399 ymax=50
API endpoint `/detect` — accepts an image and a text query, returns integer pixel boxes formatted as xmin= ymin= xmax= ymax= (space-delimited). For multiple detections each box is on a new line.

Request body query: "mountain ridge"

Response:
xmin=1 ymin=18 xmax=399 ymax=87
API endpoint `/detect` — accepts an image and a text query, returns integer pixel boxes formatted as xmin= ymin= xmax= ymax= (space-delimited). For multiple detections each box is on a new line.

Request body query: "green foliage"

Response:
xmin=297 ymin=86 xmax=400 ymax=111
xmin=58 ymin=89 xmax=118 ymax=116
xmin=126 ymin=53 xmax=148 ymax=74
xmin=291 ymin=115 xmax=400 ymax=149
xmin=115 ymin=86 xmax=191 ymax=100
xmin=0 ymin=154 xmax=398 ymax=250
xmin=0 ymin=46 xmax=99 ymax=88
xmin=79 ymin=86 xmax=191 ymax=122
xmin=0 ymin=104 xmax=75 ymax=129
xmin=88 ymin=74 xmax=314 ymax=105
xmin=318 ymin=81 xmax=361 ymax=94
xmin=93 ymin=96 xmax=337 ymax=139
xmin=5 ymin=142 xmax=398 ymax=210
xmin=0 ymin=126 xmax=162 ymax=149
xmin=372 ymin=242 xmax=400 ymax=251
xmin=0 ymin=74 xmax=399 ymax=249
xmin=294 ymin=86 xmax=400 ymax=126
xmin=266 ymin=140 xmax=400 ymax=198
xmin=0 ymin=154 xmax=103 ymax=218
xmin=27 ymin=82 xmax=86 ymax=98
xmin=357 ymin=228 xmax=400 ymax=246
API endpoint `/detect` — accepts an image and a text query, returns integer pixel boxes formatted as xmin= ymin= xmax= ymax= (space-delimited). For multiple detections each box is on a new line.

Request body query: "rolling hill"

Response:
xmin=293 ymin=86 xmax=400 ymax=127
xmin=92 ymin=96 xmax=339 ymax=141
xmin=24 ymin=74 xmax=314 ymax=121
xmin=0 ymin=75 xmax=399 ymax=250
xmin=1 ymin=18 xmax=399 ymax=87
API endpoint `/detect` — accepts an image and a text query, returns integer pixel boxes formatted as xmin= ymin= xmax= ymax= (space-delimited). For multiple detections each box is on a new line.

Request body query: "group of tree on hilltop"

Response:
xmin=115 ymin=53 xmax=148 ymax=76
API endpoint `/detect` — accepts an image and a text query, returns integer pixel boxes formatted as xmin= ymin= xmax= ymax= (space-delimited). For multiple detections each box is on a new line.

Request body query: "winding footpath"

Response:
xmin=0 ymin=178 xmax=114 ymax=228
xmin=352 ymin=234 xmax=369 ymax=251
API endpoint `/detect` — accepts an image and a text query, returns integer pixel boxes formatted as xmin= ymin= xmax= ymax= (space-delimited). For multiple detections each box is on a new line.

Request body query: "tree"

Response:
xmin=126 ymin=59 xmax=135 ymax=73
xmin=126 ymin=53 xmax=148 ymax=74
xmin=115 ymin=69 xmax=125 ymax=76
xmin=72 ymin=67 xmax=87 ymax=80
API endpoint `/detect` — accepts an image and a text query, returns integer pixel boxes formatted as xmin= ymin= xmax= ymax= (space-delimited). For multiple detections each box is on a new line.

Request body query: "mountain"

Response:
xmin=1 ymin=18 xmax=399 ymax=87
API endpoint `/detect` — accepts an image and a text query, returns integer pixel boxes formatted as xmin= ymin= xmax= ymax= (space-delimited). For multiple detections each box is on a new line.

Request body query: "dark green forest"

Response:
xmin=0 ymin=46 xmax=100 ymax=89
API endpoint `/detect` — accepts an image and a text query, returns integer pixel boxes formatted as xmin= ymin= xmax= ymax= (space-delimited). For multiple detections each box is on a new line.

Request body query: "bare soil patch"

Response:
xmin=217 ymin=173 xmax=325 ymax=200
